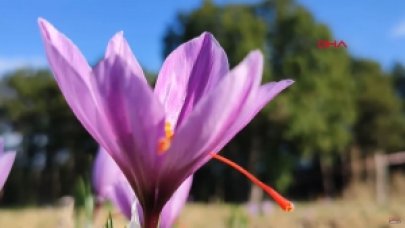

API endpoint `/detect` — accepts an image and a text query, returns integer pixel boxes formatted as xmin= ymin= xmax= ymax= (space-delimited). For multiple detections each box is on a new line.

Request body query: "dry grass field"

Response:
xmin=179 ymin=200 xmax=405 ymax=228
xmin=0 ymin=198 xmax=404 ymax=228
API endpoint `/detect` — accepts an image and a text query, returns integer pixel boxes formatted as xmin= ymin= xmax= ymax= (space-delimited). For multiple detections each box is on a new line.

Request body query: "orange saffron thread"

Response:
xmin=157 ymin=138 xmax=171 ymax=154
xmin=210 ymin=152 xmax=294 ymax=212
xmin=158 ymin=122 xmax=174 ymax=155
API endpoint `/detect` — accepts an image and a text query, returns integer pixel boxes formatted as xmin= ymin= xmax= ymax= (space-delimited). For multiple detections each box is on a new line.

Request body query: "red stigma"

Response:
xmin=210 ymin=152 xmax=294 ymax=212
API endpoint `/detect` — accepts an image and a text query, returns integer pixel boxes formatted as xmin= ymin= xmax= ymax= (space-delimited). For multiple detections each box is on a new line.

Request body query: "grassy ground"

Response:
xmin=0 ymin=199 xmax=404 ymax=228
xmin=179 ymin=200 xmax=405 ymax=228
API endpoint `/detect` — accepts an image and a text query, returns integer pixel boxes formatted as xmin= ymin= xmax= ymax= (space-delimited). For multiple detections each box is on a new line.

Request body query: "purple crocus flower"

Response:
xmin=93 ymin=147 xmax=192 ymax=227
xmin=0 ymin=139 xmax=16 ymax=191
xmin=38 ymin=18 xmax=294 ymax=227
xmin=92 ymin=146 xmax=121 ymax=203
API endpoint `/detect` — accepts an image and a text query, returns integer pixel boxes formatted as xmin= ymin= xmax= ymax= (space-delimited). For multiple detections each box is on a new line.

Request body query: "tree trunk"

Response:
xmin=340 ymin=149 xmax=350 ymax=188
xmin=349 ymin=145 xmax=362 ymax=183
xmin=365 ymin=154 xmax=375 ymax=187
xmin=248 ymin=129 xmax=263 ymax=207
xmin=320 ymin=155 xmax=334 ymax=197
xmin=374 ymin=152 xmax=388 ymax=205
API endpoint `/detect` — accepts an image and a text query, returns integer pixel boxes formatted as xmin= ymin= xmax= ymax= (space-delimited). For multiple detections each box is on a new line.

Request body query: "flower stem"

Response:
xmin=143 ymin=211 xmax=160 ymax=228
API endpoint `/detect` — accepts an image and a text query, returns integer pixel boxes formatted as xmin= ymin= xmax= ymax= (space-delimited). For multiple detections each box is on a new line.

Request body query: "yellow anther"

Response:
xmin=165 ymin=122 xmax=174 ymax=139
xmin=158 ymin=122 xmax=174 ymax=155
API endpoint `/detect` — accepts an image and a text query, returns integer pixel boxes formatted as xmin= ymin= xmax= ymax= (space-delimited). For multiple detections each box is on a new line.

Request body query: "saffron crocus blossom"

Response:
xmin=39 ymin=18 xmax=294 ymax=228
xmin=93 ymin=147 xmax=192 ymax=227
xmin=0 ymin=139 xmax=16 ymax=191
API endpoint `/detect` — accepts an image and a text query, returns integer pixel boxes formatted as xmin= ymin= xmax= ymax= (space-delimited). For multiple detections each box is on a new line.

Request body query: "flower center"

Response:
xmin=157 ymin=122 xmax=174 ymax=155
xmin=210 ymin=152 xmax=294 ymax=212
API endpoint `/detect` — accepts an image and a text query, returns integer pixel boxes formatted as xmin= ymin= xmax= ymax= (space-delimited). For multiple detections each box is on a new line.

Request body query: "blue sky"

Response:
xmin=1 ymin=0 xmax=405 ymax=75
xmin=299 ymin=0 xmax=405 ymax=71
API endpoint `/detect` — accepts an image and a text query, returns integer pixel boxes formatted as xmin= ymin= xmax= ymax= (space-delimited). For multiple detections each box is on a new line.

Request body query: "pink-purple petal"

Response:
xmin=104 ymin=32 xmax=147 ymax=82
xmin=92 ymin=147 xmax=121 ymax=202
xmin=253 ymin=80 xmax=294 ymax=114
xmin=155 ymin=32 xmax=229 ymax=128
xmin=212 ymin=79 xmax=295 ymax=152
xmin=109 ymin=177 xmax=136 ymax=220
xmin=38 ymin=18 xmax=91 ymax=78
xmin=93 ymin=55 xmax=166 ymax=201
xmin=167 ymin=51 xmax=262 ymax=162
xmin=93 ymin=147 xmax=136 ymax=219
xmin=39 ymin=19 xmax=167 ymax=209
xmin=38 ymin=18 xmax=109 ymax=150
xmin=0 ymin=152 xmax=16 ymax=191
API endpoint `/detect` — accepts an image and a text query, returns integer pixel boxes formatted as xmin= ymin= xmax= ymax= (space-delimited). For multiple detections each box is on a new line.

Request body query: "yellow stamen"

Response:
xmin=158 ymin=122 xmax=174 ymax=155
xmin=165 ymin=122 xmax=174 ymax=139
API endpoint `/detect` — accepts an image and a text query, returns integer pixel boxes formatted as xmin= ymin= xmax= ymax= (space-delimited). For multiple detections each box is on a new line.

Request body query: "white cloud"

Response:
xmin=390 ymin=20 xmax=405 ymax=39
xmin=0 ymin=56 xmax=47 ymax=76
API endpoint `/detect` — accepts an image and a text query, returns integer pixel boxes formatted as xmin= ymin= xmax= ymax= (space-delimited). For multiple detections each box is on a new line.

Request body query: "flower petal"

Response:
xmin=158 ymin=51 xmax=263 ymax=196
xmin=38 ymin=18 xmax=90 ymax=78
xmin=154 ymin=32 xmax=229 ymax=127
xmin=38 ymin=18 xmax=109 ymax=149
xmin=92 ymin=147 xmax=121 ymax=202
xmin=109 ymin=177 xmax=136 ymax=220
xmin=0 ymin=152 xmax=16 ymax=191
xmin=212 ymin=79 xmax=294 ymax=152
xmin=39 ymin=18 xmax=167 ymax=215
xmin=104 ymin=31 xmax=147 ymax=82
xmin=159 ymin=176 xmax=193 ymax=228
xmin=94 ymin=147 xmax=136 ymax=220
xmin=93 ymin=54 xmax=166 ymax=200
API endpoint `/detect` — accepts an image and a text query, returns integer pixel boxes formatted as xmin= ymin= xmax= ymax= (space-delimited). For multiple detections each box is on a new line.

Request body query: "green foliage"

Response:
xmin=352 ymin=59 xmax=405 ymax=152
xmin=73 ymin=175 xmax=93 ymax=228
xmin=391 ymin=63 xmax=405 ymax=107
xmin=73 ymin=176 xmax=93 ymax=210
xmin=264 ymin=0 xmax=356 ymax=158
xmin=104 ymin=212 xmax=114 ymax=228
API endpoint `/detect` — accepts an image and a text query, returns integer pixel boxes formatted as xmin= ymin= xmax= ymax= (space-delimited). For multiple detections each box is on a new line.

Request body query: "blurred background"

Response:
xmin=1 ymin=0 xmax=405 ymax=227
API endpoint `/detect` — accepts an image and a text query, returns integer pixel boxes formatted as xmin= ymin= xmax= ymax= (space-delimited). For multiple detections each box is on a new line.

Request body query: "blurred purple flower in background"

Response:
xmin=0 ymin=139 xmax=16 ymax=191
xmin=93 ymin=147 xmax=192 ymax=227
xmin=92 ymin=146 xmax=121 ymax=204
xmin=38 ymin=18 xmax=293 ymax=227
